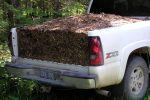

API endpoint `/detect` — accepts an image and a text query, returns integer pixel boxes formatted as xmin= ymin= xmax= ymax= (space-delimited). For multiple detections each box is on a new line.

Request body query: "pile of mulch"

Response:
xmin=17 ymin=13 xmax=142 ymax=66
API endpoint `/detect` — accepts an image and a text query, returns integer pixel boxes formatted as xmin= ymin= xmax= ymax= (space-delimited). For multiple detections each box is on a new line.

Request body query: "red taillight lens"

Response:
xmin=90 ymin=37 xmax=103 ymax=66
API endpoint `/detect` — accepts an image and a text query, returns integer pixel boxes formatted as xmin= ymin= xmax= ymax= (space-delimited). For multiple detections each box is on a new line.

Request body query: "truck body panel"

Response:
xmin=88 ymin=21 xmax=150 ymax=86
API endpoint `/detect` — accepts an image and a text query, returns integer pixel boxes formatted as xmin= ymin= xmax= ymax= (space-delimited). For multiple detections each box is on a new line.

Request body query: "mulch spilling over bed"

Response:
xmin=17 ymin=13 xmax=142 ymax=66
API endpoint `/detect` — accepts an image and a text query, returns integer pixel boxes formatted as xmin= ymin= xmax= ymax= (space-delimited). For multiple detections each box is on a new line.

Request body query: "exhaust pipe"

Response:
xmin=96 ymin=89 xmax=111 ymax=97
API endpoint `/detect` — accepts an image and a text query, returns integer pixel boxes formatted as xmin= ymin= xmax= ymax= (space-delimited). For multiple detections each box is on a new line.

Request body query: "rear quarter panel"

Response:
xmin=88 ymin=21 xmax=150 ymax=87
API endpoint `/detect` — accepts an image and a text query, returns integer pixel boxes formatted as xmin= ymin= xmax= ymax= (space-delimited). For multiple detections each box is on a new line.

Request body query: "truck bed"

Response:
xmin=16 ymin=13 xmax=142 ymax=66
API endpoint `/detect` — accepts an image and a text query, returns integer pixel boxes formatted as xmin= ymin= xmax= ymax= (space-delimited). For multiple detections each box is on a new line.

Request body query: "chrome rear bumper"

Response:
xmin=6 ymin=63 xmax=96 ymax=89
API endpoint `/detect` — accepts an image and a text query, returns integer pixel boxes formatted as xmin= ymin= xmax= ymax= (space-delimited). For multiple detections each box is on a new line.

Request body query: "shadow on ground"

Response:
xmin=35 ymin=89 xmax=114 ymax=100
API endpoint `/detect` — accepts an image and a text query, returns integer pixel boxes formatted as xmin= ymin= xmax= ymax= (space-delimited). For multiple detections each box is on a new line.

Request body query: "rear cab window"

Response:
xmin=89 ymin=0 xmax=150 ymax=16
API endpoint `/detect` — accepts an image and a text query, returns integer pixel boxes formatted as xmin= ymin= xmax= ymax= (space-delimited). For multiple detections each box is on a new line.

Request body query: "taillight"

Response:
xmin=89 ymin=36 xmax=103 ymax=66
xmin=8 ymin=31 xmax=14 ymax=56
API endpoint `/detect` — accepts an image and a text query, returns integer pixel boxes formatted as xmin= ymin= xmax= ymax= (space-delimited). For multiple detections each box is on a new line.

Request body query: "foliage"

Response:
xmin=62 ymin=1 xmax=87 ymax=16
xmin=0 ymin=10 xmax=9 ymax=34
xmin=0 ymin=42 xmax=10 ymax=67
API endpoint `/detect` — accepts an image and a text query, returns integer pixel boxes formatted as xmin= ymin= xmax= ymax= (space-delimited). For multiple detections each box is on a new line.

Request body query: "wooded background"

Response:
xmin=0 ymin=0 xmax=91 ymax=99
xmin=0 ymin=0 xmax=88 ymax=32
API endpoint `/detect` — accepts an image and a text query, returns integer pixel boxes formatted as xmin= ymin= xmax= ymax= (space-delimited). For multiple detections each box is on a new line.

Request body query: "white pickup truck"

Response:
xmin=6 ymin=0 xmax=150 ymax=99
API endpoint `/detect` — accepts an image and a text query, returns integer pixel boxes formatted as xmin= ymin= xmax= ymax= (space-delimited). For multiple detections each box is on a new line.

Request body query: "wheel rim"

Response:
xmin=129 ymin=66 xmax=144 ymax=95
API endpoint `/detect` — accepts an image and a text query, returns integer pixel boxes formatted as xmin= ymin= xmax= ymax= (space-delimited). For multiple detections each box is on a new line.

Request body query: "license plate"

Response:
xmin=39 ymin=69 xmax=60 ymax=80
xmin=40 ymin=70 xmax=55 ymax=80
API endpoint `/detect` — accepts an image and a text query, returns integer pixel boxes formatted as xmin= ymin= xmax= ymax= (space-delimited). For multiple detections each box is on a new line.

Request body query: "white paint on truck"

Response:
xmin=88 ymin=21 xmax=150 ymax=87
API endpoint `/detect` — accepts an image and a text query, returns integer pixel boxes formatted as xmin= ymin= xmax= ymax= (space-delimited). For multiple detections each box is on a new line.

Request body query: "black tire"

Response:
xmin=122 ymin=56 xmax=149 ymax=100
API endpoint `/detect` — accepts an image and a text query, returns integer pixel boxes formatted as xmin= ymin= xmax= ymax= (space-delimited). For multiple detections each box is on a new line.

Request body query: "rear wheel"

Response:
xmin=122 ymin=56 xmax=149 ymax=100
